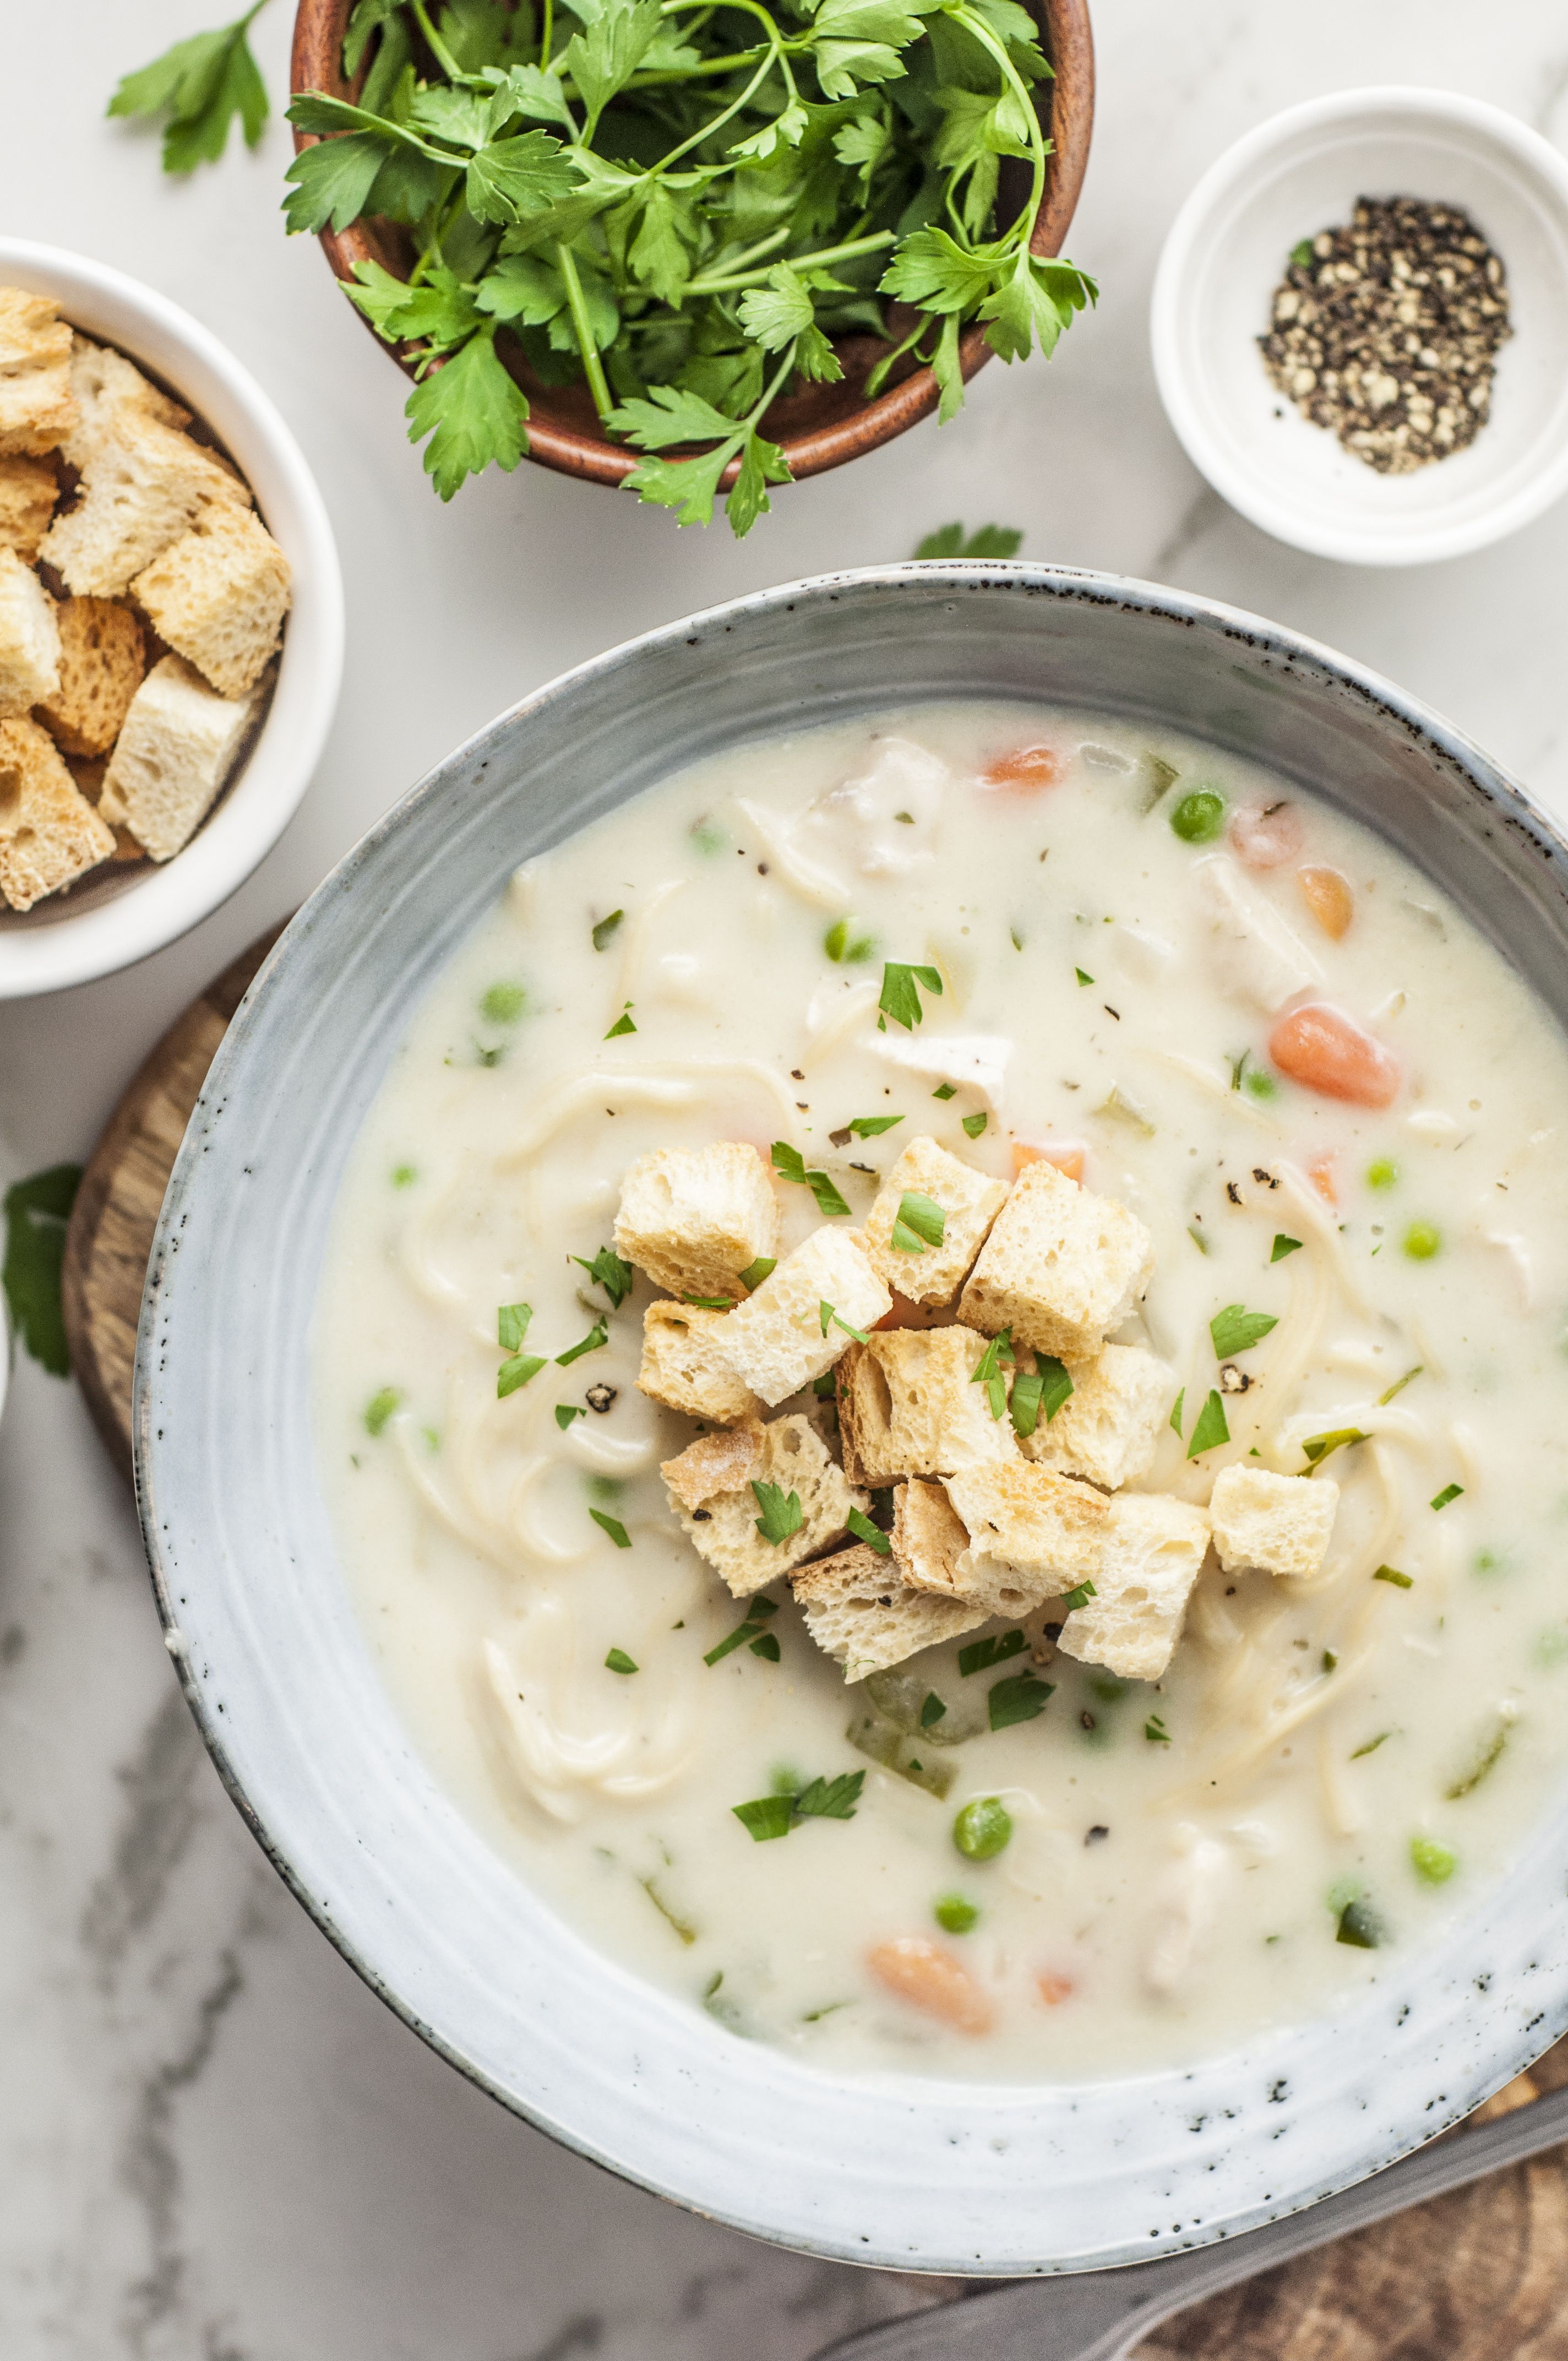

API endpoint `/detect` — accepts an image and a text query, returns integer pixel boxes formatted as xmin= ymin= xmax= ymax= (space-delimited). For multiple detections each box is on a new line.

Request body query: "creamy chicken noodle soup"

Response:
xmin=315 ymin=704 xmax=1568 ymax=2078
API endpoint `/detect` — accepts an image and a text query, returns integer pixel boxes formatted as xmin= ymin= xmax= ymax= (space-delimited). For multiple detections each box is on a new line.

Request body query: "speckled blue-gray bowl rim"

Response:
xmin=135 ymin=563 xmax=1568 ymax=2277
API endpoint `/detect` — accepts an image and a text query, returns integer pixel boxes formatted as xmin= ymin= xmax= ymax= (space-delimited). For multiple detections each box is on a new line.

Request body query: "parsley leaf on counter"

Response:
xmin=108 ymin=1 xmax=270 ymax=173
xmin=913 ymin=524 xmax=1024 ymax=559
xmin=2 ymin=1164 xmax=81 ymax=1378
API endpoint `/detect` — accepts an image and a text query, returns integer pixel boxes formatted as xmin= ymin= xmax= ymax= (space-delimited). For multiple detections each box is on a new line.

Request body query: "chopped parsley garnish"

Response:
xmin=1322 ymin=1650 xmax=1338 ymax=1673
xmin=732 ymin=1769 xmax=864 ymax=1840
xmin=752 ymin=1480 xmax=804 ymax=1546
xmin=690 ymin=817 xmax=726 ymax=855
xmin=685 ymin=1294 xmax=735 ymax=1310
xmin=1431 ymin=1482 xmax=1464 ymax=1511
xmin=824 ymin=918 xmax=877 ymax=964
xmin=1446 ymin=1714 xmax=1512 ymax=1798
xmin=1210 ymin=1304 xmax=1278 ymax=1357
xmin=591 ymin=909 xmax=625 ymax=951
xmin=1186 ymin=1389 xmax=1230 ymax=1457
xmin=1074 ymin=968 xmax=1093 ymax=987
xmin=1302 ymin=1428 xmax=1368 ymax=1468
xmin=961 ymin=1112 xmax=988 ymax=1138
xmin=1271 ymin=1233 xmax=1303 ymax=1262
xmin=932 ymin=1083 xmax=958 ymax=1101
xmin=1060 ymin=1580 xmax=1096 ymax=1612
xmin=497 ymin=1303 xmax=533 ymax=1352
xmin=605 ymin=1647 xmax=638 ymax=1675
xmin=771 ymin=1140 xmax=851 ymax=1218
xmin=919 ymin=1692 xmax=947 ymax=1729
xmin=704 ymin=1596 xmax=778 ymax=1665
xmin=604 ymin=1004 xmax=636 ymax=1038
xmin=1169 ymin=1387 xmax=1185 ymax=1435
xmin=481 ymin=981 xmax=526 ymax=1025
xmin=572 ymin=1246 xmax=634 ymax=1308
xmin=959 ymin=1630 xmax=1026 ymax=1677
xmin=749 ymin=1631 xmax=782 ymax=1661
xmin=846 ymin=1506 xmax=891 ymax=1556
xmin=970 ymin=1328 xmax=1014 ymax=1420
xmin=1009 ymin=1368 xmax=1045 ymax=1438
xmin=1335 ymin=1897 xmax=1383 ymax=1949
xmin=589 ymin=1509 xmax=631 ymax=1548
xmin=988 ymin=1671 xmax=1054 ymax=1730
xmin=878 ymin=961 xmax=943 ymax=1032
xmin=498 ymin=1353 xmax=547 ymax=1397
xmin=2 ymin=1162 xmax=81 ymax=1376
xmin=848 ymin=1114 xmax=903 ymax=1138
xmin=556 ymin=1320 xmax=608 ymax=1366
xmin=819 ymin=1300 xmax=869 ymax=1345
xmin=1378 ymin=1364 xmax=1423 ymax=1406
xmin=364 ymin=1386 xmax=402 ymax=1437
xmin=891 ymin=1190 xmax=946 ymax=1254
xmin=391 ymin=1163 xmax=417 ymax=1188
xmin=1373 ymin=1565 xmax=1413 ymax=1588
xmin=554 ymin=1403 xmax=585 ymax=1429
xmin=1144 ymin=1714 xmax=1170 ymax=1743
xmin=1351 ymin=1732 xmax=1391 ymax=1757
xmin=812 ymin=1370 xmax=837 ymax=1399
xmin=738 ymin=1256 xmax=777 ymax=1291
xmin=1188 ymin=1226 xmax=1210 ymax=1255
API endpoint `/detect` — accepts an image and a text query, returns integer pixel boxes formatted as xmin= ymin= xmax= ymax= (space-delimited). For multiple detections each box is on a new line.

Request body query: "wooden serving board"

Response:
xmin=59 ymin=932 xmax=1568 ymax=2356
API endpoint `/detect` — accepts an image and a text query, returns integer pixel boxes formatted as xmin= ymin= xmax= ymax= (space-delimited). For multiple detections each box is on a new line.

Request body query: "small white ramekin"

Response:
xmin=0 ymin=239 xmax=343 ymax=999
xmin=1150 ymin=89 xmax=1568 ymax=565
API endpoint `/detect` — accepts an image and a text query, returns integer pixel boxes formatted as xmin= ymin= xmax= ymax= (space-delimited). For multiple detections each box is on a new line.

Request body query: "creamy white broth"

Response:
xmin=313 ymin=702 xmax=1568 ymax=2079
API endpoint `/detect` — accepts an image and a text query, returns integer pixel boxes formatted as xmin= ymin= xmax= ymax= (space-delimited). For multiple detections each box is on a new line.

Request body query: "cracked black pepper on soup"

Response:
xmin=1260 ymin=198 xmax=1511 ymax=475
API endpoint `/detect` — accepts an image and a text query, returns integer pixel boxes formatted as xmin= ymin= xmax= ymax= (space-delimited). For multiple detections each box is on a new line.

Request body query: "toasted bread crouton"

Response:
xmin=41 ymin=416 xmax=246 ymax=597
xmin=791 ymin=1544 xmax=987 ymax=1680
xmin=1208 ymin=1465 xmax=1338 ymax=1580
xmin=0 ymin=716 xmax=115 ymax=910
xmin=59 ymin=336 xmax=188 ymax=469
xmin=837 ymin=1326 xmax=1019 ymax=1487
xmin=721 ymin=1225 xmax=890 ymax=1406
xmin=614 ymin=1143 xmax=778 ymax=1302
xmin=0 ymin=455 xmax=57 ymax=561
xmin=0 ymin=288 xmax=75 ymax=456
xmin=636 ymin=1298 xmax=760 ymax=1424
xmin=1057 ymin=1493 xmax=1210 ymax=1681
xmin=890 ymin=1477 xmax=972 ymax=1595
xmin=860 ymin=1135 xmax=1007 ymax=1304
xmin=132 ymin=502 xmax=291 ymax=699
xmin=36 ymin=596 xmax=145 ymax=757
xmin=97 ymin=654 xmax=258 ymax=861
xmin=0 ymin=547 xmax=60 ymax=717
xmin=1019 ymin=1343 xmax=1174 ymax=1489
xmin=943 ymin=1461 xmax=1108 ymax=1616
xmin=959 ymin=1156 xmax=1153 ymax=1359
xmin=661 ymin=1411 xmax=865 ymax=1596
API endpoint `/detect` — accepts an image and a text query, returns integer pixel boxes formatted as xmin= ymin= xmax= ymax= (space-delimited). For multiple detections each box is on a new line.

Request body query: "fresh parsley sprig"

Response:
xmin=108 ymin=2 xmax=270 ymax=175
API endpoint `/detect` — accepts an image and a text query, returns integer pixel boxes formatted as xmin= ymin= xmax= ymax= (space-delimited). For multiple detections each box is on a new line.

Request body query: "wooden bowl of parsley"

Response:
xmin=288 ymin=0 xmax=1093 ymax=534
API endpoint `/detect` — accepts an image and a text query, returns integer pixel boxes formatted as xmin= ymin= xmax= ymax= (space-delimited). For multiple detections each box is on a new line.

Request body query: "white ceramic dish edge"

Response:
xmin=135 ymin=565 xmax=1568 ymax=2276
xmin=0 ymin=238 xmax=344 ymax=999
xmin=1150 ymin=89 xmax=1568 ymax=565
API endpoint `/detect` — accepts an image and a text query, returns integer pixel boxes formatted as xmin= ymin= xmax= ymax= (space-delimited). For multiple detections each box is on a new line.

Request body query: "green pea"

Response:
xmin=1367 ymin=1158 xmax=1398 ymax=1190
xmin=1170 ymin=789 xmax=1226 ymax=844
xmin=481 ymin=981 xmax=526 ymax=1025
xmin=1403 ymin=1221 xmax=1441 ymax=1261
xmin=952 ymin=1796 xmax=1012 ymax=1860
xmin=934 ymin=1894 xmax=979 ymax=1934
xmin=1410 ymin=1836 xmax=1457 ymax=1886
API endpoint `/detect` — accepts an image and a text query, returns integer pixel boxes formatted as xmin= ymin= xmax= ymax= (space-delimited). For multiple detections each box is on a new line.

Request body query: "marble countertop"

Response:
xmin=4 ymin=3 xmax=1568 ymax=2353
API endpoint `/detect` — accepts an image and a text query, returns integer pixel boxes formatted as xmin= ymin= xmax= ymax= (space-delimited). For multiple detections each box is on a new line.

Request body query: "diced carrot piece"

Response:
xmin=1307 ymin=1150 xmax=1338 ymax=1204
xmin=1013 ymin=1139 xmax=1085 ymax=1182
xmin=1269 ymin=1004 xmax=1400 ymax=1108
xmin=1228 ymin=801 xmax=1303 ymax=869
xmin=867 ymin=1936 xmax=993 ymax=2034
xmin=1037 ymin=1971 xmax=1076 ymax=2006
xmin=985 ymin=744 xmax=1061 ymax=793
xmin=1298 ymin=864 xmax=1354 ymax=940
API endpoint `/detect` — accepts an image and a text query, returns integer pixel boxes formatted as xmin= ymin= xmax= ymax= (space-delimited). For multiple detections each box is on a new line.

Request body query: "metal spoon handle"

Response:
xmin=810 ymin=2082 xmax=1568 ymax=2361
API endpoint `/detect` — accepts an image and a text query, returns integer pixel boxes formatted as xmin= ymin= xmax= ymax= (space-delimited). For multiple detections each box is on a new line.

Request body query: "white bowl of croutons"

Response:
xmin=0 ymin=240 xmax=342 ymax=997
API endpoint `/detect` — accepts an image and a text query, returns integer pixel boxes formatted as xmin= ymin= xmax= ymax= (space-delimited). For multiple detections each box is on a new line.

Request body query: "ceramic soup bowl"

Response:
xmin=137 ymin=567 xmax=1568 ymax=2275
